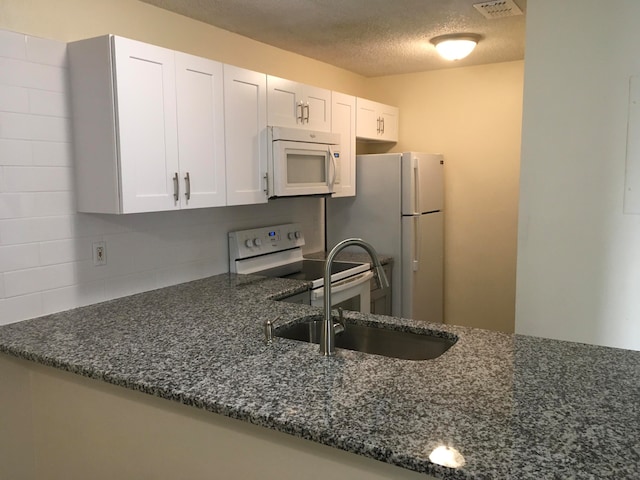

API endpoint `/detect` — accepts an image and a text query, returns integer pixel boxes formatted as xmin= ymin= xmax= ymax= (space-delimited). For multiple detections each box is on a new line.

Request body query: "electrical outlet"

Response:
xmin=93 ymin=241 xmax=107 ymax=266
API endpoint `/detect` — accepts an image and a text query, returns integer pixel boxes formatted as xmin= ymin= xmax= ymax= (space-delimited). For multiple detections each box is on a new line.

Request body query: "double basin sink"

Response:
xmin=275 ymin=316 xmax=456 ymax=360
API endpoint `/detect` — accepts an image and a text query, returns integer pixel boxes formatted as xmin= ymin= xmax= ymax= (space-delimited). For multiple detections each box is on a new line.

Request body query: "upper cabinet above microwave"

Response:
xmin=68 ymin=35 xmax=227 ymax=214
xmin=267 ymin=76 xmax=332 ymax=132
xmin=356 ymin=97 xmax=399 ymax=143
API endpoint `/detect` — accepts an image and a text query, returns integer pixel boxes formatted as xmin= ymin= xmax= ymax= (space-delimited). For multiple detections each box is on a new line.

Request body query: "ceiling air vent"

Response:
xmin=473 ymin=0 xmax=523 ymax=19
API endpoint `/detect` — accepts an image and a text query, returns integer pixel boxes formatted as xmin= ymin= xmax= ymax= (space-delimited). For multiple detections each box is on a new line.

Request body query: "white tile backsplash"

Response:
xmin=0 ymin=112 xmax=70 ymax=142
xmin=39 ymin=238 xmax=92 ymax=266
xmin=32 ymin=141 xmax=72 ymax=166
xmin=1 ymin=166 xmax=73 ymax=192
xmin=0 ymin=29 xmax=324 ymax=324
xmin=0 ymin=216 xmax=74 ymax=245
xmin=0 ymin=139 xmax=32 ymax=166
xmin=26 ymin=36 xmax=67 ymax=67
xmin=0 ymin=243 xmax=40 ymax=272
xmin=0 ymin=30 xmax=27 ymax=60
xmin=0 ymin=84 xmax=29 ymax=113
xmin=104 ymin=271 xmax=159 ymax=301
xmin=41 ymin=280 xmax=105 ymax=315
xmin=0 ymin=192 xmax=75 ymax=219
xmin=4 ymin=262 xmax=78 ymax=297
xmin=0 ymin=58 xmax=67 ymax=92
xmin=0 ymin=293 xmax=43 ymax=325
xmin=28 ymin=89 xmax=69 ymax=117
xmin=155 ymin=260 xmax=217 ymax=289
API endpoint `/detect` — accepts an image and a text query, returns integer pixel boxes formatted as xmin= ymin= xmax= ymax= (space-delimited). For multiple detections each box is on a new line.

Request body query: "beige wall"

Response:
xmin=363 ymin=62 xmax=524 ymax=332
xmin=0 ymin=0 xmax=366 ymax=94
xmin=516 ymin=0 xmax=640 ymax=351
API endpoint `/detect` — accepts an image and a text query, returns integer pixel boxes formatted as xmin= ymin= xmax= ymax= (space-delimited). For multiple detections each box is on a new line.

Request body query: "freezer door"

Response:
xmin=401 ymin=153 xmax=444 ymax=215
xmin=401 ymin=212 xmax=444 ymax=323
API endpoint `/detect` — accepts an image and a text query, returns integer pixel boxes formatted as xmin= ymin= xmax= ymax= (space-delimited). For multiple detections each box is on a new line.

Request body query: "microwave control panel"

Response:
xmin=229 ymin=223 xmax=305 ymax=262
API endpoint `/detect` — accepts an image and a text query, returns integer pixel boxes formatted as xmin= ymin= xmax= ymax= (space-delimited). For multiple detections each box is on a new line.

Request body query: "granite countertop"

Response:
xmin=0 ymin=273 xmax=638 ymax=479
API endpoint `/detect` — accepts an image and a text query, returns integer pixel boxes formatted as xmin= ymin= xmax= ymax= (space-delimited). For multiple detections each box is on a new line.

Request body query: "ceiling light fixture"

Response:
xmin=430 ymin=34 xmax=481 ymax=61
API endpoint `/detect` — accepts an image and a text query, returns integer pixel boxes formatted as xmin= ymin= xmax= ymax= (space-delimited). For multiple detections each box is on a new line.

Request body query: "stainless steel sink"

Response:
xmin=275 ymin=317 xmax=456 ymax=360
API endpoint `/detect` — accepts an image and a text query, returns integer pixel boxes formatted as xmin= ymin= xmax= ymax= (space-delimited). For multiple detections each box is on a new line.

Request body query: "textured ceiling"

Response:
xmin=139 ymin=0 xmax=527 ymax=77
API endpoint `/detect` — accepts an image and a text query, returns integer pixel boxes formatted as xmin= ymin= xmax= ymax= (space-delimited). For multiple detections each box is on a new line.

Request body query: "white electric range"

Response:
xmin=228 ymin=223 xmax=373 ymax=311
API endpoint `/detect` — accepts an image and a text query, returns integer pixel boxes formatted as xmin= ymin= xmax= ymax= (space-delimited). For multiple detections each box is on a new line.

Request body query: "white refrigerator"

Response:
xmin=326 ymin=152 xmax=444 ymax=323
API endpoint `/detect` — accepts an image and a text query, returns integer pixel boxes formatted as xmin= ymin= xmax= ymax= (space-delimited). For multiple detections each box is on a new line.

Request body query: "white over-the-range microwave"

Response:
xmin=267 ymin=126 xmax=341 ymax=198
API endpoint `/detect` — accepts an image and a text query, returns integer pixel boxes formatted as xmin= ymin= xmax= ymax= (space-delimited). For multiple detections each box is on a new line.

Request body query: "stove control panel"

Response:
xmin=229 ymin=223 xmax=305 ymax=263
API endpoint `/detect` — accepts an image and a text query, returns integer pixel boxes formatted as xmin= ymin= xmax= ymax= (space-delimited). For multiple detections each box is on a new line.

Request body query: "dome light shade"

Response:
xmin=431 ymin=34 xmax=480 ymax=61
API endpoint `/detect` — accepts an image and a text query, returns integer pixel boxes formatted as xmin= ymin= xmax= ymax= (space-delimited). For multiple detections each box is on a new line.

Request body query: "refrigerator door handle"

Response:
xmin=413 ymin=214 xmax=420 ymax=271
xmin=413 ymin=157 xmax=421 ymax=214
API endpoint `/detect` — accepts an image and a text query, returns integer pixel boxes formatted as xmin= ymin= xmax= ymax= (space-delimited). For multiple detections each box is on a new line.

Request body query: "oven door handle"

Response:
xmin=312 ymin=270 xmax=373 ymax=300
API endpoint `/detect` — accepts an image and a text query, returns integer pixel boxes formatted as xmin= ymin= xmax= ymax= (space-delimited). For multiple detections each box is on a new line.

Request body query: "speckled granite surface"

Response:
xmin=0 ymin=273 xmax=638 ymax=479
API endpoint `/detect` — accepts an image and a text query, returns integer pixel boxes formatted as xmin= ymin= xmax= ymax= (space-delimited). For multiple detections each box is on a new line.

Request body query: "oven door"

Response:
xmin=270 ymin=140 xmax=339 ymax=197
xmin=310 ymin=271 xmax=373 ymax=313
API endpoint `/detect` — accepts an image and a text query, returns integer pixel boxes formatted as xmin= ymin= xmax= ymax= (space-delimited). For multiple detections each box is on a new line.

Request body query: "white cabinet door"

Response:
xmin=112 ymin=36 xmax=180 ymax=213
xmin=379 ymin=104 xmax=399 ymax=142
xmin=355 ymin=97 xmax=379 ymax=140
xmin=304 ymin=84 xmax=331 ymax=132
xmin=355 ymin=97 xmax=399 ymax=142
xmin=267 ymin=76 xmax=331 ymax=132
xmin=175 ymin=53 xmax=226 ymax=209
xmin=70 ymin=35 xmax=230 ymax=213
xmin=331 ymin=92 xmax=356 ymax=197
xmin=224 ymin=65 xmax=268 ymax=205
xmin=266 ymin=76 xmax=301 ymax=129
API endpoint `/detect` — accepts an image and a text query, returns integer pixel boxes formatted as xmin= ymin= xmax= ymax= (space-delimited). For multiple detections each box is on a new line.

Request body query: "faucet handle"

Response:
xmin=264 ymin=316 xmax=280 ymax=342
xmin=332 ymin=307 xmax=346 ymax=334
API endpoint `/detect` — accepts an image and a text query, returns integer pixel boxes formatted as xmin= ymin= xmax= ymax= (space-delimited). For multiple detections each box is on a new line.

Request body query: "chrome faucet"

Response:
xmin=321 ymin=238 xmax=389 ymax=356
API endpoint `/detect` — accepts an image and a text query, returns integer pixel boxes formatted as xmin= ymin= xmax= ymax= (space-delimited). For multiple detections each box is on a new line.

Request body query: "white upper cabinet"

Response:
xmin=356 ymin=97 xmax=399 ymax=142
xmin=223 ymin=65 xmax=268 ymax=206
xmin=69 ymin=35 xmax=225 ymax=214
xmin=331 ymin=92 xmax=356 ymax=197
xmin=267 ymin=76 xmax=332 ymax=132
xmin=175 ymin=52 xmax=226 ymax=209
xmin=68 ymin=35 xmax=401 ymax=213
xmin=113 ymin=38 xmax=180 ymax=213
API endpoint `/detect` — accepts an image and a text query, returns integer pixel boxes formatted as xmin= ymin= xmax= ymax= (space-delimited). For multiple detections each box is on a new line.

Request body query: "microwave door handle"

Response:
xmin=328 ymin=147 xmax=337 ymax=190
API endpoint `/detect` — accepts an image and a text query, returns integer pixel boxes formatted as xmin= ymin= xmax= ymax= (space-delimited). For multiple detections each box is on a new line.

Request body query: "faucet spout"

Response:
xmin=320 ymin=238 xmax=389 ymax=356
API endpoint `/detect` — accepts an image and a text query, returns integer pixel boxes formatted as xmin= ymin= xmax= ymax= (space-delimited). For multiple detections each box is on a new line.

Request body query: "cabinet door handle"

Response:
xmin=304 ymin=103 xmax=310 ymax=123
xmin=173 ymin=172 xmax=179 ymax=202
xmin=184 ymin=172 xmax=191 ymax=201
xmin=264 ymin=173 xmax=269 ymax=195
xmin=376 ymin=117 xmax=381 ymax=133
xmin=381 ymin=117 xmax=385 ymax=134
xmin=296 ymin=102 xmax=303 ymax=123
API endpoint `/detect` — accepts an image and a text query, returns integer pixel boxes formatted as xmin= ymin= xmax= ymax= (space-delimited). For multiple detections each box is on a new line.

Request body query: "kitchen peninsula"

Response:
xmin=0 ymin=274 xmax=638 ymax=479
